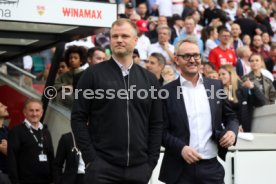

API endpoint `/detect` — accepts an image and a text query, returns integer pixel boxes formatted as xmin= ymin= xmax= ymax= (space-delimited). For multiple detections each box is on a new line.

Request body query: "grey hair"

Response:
xmin=156 ymin=25 xmax=171 ymax=36
xmin=174 ymin=35 xmax=198 ymax=53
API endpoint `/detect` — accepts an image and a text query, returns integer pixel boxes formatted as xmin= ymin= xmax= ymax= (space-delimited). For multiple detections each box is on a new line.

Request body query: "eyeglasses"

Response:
xmin=177 ymin=53 xmax=201 ymax=61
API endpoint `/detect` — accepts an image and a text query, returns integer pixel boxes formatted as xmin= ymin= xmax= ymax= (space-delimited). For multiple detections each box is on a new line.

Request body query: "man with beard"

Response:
xmin=71 ymin=19 xmax=163 ymax=184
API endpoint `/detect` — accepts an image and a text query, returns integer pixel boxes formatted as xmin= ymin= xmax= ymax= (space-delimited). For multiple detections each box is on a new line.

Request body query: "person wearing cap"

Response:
xmin=125 ymin=2 xmax=135 ymax=18
xmin=135 ymin=19 xmax=151 ymax=62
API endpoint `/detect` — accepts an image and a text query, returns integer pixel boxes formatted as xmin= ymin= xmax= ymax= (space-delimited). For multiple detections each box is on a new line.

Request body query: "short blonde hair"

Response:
xmin=156 ymin=25 xmax=171 ymax=36
xmin=24 ymin=98 xmax=43 ymax=109
xmin=236 ymin=46 xmax=250 ymax=58
xmin=111 ymin=18 xmax=137 ymax=36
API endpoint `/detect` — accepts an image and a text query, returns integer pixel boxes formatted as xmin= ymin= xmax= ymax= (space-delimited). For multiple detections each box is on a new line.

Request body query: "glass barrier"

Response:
xmin=0 ymin=62 xmax=45 ymax=96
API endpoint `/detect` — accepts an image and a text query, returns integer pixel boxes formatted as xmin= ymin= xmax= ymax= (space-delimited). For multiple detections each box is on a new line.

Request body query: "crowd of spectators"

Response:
xmin=1 ymin=1 xmax=276 ymax=184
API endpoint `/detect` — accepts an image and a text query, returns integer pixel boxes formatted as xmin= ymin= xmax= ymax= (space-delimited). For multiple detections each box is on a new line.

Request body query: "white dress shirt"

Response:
xmin=180 ymin=74 xmax=218 ymax=159
xmin=113 ymin=56 xmax=133 ymax=76
xmin=155 ymin=0 xmax=173 ymax=17
xmin=24 ymin=119 xmax=43 ymax=130
xmin=77 ymin=152 xmax=85 ymax=174
xmin=136 ymin=34 xmax=151 ymax=61
xmin=148 ymin=42 xmax=174 ymax=62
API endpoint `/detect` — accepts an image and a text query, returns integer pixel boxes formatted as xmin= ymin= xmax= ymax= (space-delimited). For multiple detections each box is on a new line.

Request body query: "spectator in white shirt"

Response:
xmin=22 ymin=55 xmax=33 ymax=87
xmin=153 ymin=0 xmax=173 ymax=17
xmin=148 ymin=25 xmax=175 ymax=64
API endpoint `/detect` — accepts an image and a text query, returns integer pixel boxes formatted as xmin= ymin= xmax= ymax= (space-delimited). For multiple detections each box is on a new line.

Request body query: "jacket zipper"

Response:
xmin=123 ymin=72 xmax=130 ymax=166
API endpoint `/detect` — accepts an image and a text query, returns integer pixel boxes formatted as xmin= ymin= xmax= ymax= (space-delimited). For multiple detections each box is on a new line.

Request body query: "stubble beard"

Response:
xmin=113 ymin=48 xmax=133 ymax=58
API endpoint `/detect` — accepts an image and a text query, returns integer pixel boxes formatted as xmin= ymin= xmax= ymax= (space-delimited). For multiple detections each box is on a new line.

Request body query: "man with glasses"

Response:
xmin=159 ymin=36 xmax=239 ymax=184
xmin=208 ymin=27 xmax=237 ymax=70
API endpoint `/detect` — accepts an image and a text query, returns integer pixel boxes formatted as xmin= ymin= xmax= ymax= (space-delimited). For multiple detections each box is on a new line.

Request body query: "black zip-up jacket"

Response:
xmin=71 ymin=59 xmax=163 ymax=170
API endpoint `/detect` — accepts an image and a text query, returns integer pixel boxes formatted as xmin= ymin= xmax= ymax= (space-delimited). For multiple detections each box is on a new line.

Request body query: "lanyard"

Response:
xmin=24 ymin=122 xmax=44 ymax=153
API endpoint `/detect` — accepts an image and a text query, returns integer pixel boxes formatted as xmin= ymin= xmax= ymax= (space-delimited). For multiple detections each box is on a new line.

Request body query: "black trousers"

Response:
xmin=175 ymin=157 xmax=225 ymax=184
xmin=84 ymin=157 xmax=151 ymax=184
xmin=76 ymin=174 xmax=84 ymax=184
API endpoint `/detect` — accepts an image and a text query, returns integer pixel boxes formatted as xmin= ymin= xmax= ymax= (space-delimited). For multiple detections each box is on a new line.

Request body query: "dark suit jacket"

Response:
xmin=159 ymin=77 xmax=239 ymax=184
xmin=236 ymin=59 xmax=244 ymax=77
xmin=54 ymin=133 xmax=80 ymax=184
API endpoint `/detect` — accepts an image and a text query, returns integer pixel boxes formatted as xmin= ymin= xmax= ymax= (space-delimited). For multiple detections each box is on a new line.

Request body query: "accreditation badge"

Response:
xmin=39 ymin=154 xmax=48 ymax=162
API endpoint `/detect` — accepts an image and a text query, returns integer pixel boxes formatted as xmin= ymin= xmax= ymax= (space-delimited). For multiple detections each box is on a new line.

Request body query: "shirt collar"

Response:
xmin=180 ymin=73 xmax=204 ymax=86
xmin=24 ymin=119 xmax=43 ymax=130
xmin=112 ymin=56 xmax=133 ymax=76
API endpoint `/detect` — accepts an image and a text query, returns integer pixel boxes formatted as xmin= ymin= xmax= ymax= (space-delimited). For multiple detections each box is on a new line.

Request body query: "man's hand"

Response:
xmin=160 ymin=42 xmax=170 ymax=51
xmin=160 ymin=42 xmax=174 ymax=64
xmin=239 ymin=125 xmax=244 ymax=132
xmin=219 ymin=130 xmax=236 ymax=148
xmin=181 ymin=146 xmax=202 ymax=164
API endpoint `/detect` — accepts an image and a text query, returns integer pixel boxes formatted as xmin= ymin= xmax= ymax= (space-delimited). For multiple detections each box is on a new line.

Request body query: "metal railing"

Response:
xmin=5 ymin=62 xmax=37 ymax=79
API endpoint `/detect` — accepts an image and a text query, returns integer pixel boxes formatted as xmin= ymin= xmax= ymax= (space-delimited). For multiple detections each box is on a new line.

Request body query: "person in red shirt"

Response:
xmin=208 ymin=27 xmax=237 ymax=70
